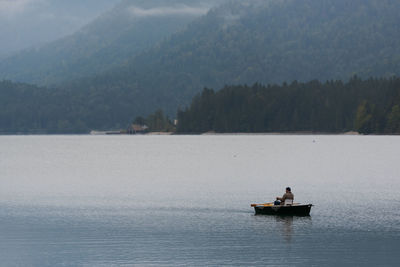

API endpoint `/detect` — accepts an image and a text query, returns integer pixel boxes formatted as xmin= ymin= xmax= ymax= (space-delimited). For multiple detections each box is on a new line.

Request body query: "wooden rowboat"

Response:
xmin=251 ymin=203 xmax=313 ymax=216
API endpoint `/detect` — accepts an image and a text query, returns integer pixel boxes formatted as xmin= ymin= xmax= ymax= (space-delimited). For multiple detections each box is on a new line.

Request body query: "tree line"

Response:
xmin=133 ymin=109 xmax=176 ymax=133
xmin=177 ymin=77 xmax=400 ymax=134
xmin=1 ymin=77 xmax=400 ymax=134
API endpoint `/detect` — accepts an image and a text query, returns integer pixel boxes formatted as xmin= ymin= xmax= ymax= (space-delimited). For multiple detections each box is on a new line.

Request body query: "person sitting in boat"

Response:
xmin=275 ymin=187 xmax=294 ymax=205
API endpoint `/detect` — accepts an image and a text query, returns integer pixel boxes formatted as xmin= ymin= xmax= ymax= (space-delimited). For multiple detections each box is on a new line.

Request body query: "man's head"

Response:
xmin=286 ymin=187 xmax=291 ymax=192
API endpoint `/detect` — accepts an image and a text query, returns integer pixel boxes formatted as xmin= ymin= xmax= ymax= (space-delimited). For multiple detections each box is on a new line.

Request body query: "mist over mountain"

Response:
xmin=0 ymin=0 xmax=120 ymax=58
xmin=126 ymin=0 xmax=400 ymax=88
xmin=0 ymin=0 xmax=226 ymax=85
xmin=64 ymin=0 xmax=400 ymax=115
xmin=1 ymin=0 xmax=400 ymax=133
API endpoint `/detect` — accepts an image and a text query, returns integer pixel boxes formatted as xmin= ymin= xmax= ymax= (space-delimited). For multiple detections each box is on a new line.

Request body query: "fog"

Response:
xmin=128 ymin=5 xmax=210 ymax=18
xmin=0 ymin=0 xmax=120 ymax=57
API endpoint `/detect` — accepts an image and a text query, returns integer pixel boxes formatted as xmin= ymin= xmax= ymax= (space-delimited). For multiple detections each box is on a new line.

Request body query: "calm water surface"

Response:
xmin=0 ymin=135 xmax=399 ymax=266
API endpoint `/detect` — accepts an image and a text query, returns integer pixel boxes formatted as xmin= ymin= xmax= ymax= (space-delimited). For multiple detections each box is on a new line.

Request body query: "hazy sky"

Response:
xmin=128 ymin=5 xmax=210 ymax=18
xmin=0 ymin=0 xmax=120 ymax=57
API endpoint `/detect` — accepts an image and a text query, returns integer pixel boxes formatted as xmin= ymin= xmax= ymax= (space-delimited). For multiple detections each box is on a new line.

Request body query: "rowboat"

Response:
xmin=251 ymin=203 xmax=313 ymax=216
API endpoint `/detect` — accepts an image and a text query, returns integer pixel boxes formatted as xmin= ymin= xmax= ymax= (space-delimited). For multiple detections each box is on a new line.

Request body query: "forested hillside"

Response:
xmin=126 ymin=0 xmax=400 ymax=88
xmin=0 ymin=79 xmax=156 ymax=133
xmin=177 ymin=77 xmax=400 ymax=134
xmin=62 ymin=0 xmax=400 ymax=117
xmin=0 ymin=81 xmax=86 ymax=133
xmin=1 ymin=0 xmax=400 ymax=133
xmin=0 ymin=0 xmax=226 ymax=85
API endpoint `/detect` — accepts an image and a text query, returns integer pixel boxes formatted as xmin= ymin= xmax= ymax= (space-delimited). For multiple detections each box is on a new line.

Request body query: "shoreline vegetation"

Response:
xmin=176 ymin=77 xmax=400 ymax=135
xmin=85 ymin=76 xmax=400 ymax=136
xmin=1 ymin=76 xmax=400 ymax=135
xmin=8 ymin=131 xmax=400 ymax=136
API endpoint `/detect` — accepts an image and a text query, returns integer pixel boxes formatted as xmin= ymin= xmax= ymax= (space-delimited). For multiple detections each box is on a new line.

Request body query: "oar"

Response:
xmin=251 ymin=203 xmax=273 ymax=207
xmin=251 ymin=202 xmax=301 ymax=207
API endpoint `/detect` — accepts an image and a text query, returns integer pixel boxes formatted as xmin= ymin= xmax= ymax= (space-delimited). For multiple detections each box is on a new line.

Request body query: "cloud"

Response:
xmin=0 ymin=0 xmax=46 ymax=17
xmin=128 ymin=5 xmax=210 ymax=18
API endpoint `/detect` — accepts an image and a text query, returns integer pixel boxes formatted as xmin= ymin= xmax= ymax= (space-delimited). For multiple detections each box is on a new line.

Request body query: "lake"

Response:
xmin=0 ymin=135 xmax=399 ymax=266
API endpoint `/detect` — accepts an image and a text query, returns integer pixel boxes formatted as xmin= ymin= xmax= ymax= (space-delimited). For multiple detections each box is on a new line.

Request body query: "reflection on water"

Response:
xmin=276 ymin=216 xmax=312 ymax=243
xmin=252 ymin=214 xmax=312 ymax=243
xmin=276 ymin=216 xmax=294 ymax=242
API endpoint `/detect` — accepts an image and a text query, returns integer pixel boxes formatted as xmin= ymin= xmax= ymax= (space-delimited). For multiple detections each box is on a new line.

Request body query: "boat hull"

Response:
xmin=254 ymin=204 xmax=312 ymax=216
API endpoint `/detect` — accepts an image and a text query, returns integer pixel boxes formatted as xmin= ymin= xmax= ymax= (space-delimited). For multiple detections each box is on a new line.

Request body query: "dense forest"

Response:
xmin=0 ymin=80 xmax=176 ymax=134
xmin=0 ymin=81 xmax=89 ymax=133
xmin=133 ymin=110 xmax=176 ymax=133
xmin=2 ymin=77 xmax=399 ymax=134
xmin=1 ymin=0 xmax=400 ymax=122
xmin=177 ymin=77 xmax=400 ymax=134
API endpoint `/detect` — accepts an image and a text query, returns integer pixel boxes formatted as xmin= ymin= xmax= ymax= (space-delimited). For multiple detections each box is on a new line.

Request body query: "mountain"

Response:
xmin=0 ymin=0 xmax=227 ymax=85
xmin=123 ymin=0 xmax=400 ymax=89
xmin=64 ymin=0 xmax=400 ymax=115
xmin=0 ymin=0 xmax=120 ymax=58
xmin=1 ymin=0 xmax=400 ymax=133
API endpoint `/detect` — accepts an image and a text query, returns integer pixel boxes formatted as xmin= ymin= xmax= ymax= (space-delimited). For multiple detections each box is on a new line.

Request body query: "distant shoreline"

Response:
xmin=199 ymin=131 xmax=361 ymax=136
xmin=0 ymin=131 xmax=390 ymax=136
xmin=2 ymin=133 xmax=400 ymax=136
xmin=4 ymin=130 xmax=400 ymax=136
